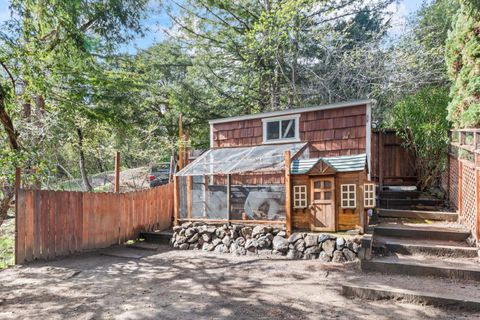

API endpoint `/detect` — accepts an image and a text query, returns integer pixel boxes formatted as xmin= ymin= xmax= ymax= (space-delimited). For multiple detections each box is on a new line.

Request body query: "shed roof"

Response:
xmin=291 ymin=154 xmax=367 ymax=175
xmin=176 ymin=142 xmax=308 ymax=177
xmin=209 ymin=99 xmax=375 ymax=125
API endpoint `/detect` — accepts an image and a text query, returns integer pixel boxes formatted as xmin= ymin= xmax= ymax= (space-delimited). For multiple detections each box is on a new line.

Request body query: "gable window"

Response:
xmin=262 ymin=115 xmax=300 ymax=143
xmin=341 ymin=184 xmax=356 ymax=208
xmin=364 ymin=183 xmax=375 ymax=208
xmin=293 ymin=185 xmax=307 ymax=208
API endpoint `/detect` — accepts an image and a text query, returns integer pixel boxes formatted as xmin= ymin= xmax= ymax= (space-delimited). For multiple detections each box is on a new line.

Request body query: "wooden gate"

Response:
xmin=371 ymin=129 xmax=417 ymax=186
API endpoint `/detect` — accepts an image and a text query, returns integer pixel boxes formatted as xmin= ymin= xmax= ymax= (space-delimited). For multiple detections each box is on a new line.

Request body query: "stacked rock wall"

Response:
xmin=171 ymin=222 xmax=362 ymax=262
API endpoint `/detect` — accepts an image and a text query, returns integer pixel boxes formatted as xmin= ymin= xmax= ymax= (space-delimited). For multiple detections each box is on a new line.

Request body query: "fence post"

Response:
xmin=459 ymin=159 xmax=463 ymax=216
xmin=174 ymin=175 xmax=180 ymax=226
xmin=114 ymin=152 xmax=120 ymax=193
xmin=226 ymin=174 xmax=231 ymax=225
xmin=284 ymin=151 xmax=292 ymax=237
xmin=477 ymin=167 xmax=480 ymax=240
xmin=14 ymin=168 xmax=21 ymax=264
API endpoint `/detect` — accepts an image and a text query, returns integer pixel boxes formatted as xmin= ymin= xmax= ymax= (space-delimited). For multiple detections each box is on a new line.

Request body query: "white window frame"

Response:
xmin=293 ymin=185 xmax=307 ymax=209
xmin=341 ymin=184 xmax=356 ymax=208
xmin=262 ymin=114 xmax=300 ymax=144
xmin=364 ymin=183 xmax=376 ymax=208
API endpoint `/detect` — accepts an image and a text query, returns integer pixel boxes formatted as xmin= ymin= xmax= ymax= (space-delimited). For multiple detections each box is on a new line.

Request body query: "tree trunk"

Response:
xmin=0 ymin=90 xmax=20 ymax=150
xmin=0 ymin=85 xmax=19 ymax=228
xmin=76 ymin=128 xmax=93 ymax=192
xmin=0 ymin=188 xmax=14 ymax=227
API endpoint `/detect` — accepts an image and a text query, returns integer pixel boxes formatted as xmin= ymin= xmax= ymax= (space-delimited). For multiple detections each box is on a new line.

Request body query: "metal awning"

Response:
xmin=176 ymin=142 xmax=308 ymax=176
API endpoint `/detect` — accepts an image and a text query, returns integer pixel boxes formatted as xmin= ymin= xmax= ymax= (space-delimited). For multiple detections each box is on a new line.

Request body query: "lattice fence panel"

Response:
xmin=461 ymin=162 xmax=477 ymax=238
xmin=449 ymin=156 xmax=459 ymax=210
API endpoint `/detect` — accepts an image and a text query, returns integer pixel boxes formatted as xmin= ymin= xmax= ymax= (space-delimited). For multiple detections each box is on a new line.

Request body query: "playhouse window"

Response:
xmin=364 ymin=183 xmax=375 ymax=208
xmin=293 ymin=185 xmax=307 ymax=208
xmin=262 ymin=115 xmax=300 ymax=143
xmin=341 ymin=184 xmax=356 ymax=208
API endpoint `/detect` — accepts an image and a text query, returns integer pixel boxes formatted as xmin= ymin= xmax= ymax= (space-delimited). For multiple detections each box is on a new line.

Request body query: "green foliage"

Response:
xmin=445 ymin=0 xmax=480 ymax=128
xmin=390 ymin=87 xmax=451 ymax=190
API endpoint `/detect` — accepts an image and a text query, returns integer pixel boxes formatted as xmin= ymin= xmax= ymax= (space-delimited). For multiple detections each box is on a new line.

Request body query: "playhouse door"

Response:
xmin=310 ymin=177 xmax=335 ymax=232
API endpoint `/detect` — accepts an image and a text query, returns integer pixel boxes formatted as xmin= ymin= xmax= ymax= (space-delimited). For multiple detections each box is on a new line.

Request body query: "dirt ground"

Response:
xmin=0 ymin=246 xmax=478 ymax=320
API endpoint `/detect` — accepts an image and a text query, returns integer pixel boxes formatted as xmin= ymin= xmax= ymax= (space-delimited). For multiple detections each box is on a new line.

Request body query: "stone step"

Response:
xmin=361 ymin=256 xmax=480 ymax=281
xmin=374 ymin=224 xmax=471 ymax=241
xmin=378 ymin=208 xmax=458 ymax=222
xmin=138 ymin=230 xmax=173 ymax=245
xmin=372 ymin=236 xmax=477 ymax=258
xmin=342 ymin=284 xmax=480 ymax=311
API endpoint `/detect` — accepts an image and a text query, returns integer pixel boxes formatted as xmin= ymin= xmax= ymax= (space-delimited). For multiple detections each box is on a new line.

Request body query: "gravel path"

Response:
xmin=0 ymin=246 xmax=478 ymax=320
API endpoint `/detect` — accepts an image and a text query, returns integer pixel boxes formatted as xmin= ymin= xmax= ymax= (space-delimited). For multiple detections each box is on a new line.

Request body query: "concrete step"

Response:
xmin=138 ymin=230 xmax=173 ymax=245
xmin=378 ymin=190 xmax=422 ymax=199
xmin=372 ymin=236 xmax=477 ymax=258
xmin=342 ymin=283 xmax=480 ymax=311
xmin=361 ymin=256 xmax=480 ymax=281
xmin=374 ymin=224 xmax=471 ymax=241
xmin=126 ymin=241 xmax=162 ymax=251
xmin=378 ymin=208 xmax=458 ymax=222
xmin=379 ymin=198 xmax=444 ymax=210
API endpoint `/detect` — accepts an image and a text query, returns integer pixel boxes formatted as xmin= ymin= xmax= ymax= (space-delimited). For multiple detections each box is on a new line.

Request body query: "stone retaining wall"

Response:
xmin=171 ymin=222 xmax=362 ymax=262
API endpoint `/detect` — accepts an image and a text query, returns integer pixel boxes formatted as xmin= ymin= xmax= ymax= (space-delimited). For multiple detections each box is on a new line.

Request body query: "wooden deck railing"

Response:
xmin=445 ymin=129 xmax=480 ymax=240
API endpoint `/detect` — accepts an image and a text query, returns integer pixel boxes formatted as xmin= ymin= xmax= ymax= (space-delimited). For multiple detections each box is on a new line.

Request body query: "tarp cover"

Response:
xmin=176 ymin=142 xmax=307 ymax=176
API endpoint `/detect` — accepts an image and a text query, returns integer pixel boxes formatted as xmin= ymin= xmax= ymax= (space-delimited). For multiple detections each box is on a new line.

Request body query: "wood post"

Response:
xmin=226 ymin=174 xmax=231 ymax=225
xmin=284 ymin=151 xmax=292 ymax=236
xmin=459 ymin=160 xmax=463 ymax=215
xmin=477 ymin=167 xmax=480 ymax=240
xmin=114 ymin=152 xmax=121 ymax=193
xmin=179 ymin=113 xmax=183 ymax=170
xmin=14 ymin=167 xmax=21 ymax=264
xmin=378 ymin=130 xmax=384 ymax=186
xmin=187 ymin=176 xmax=192 ymax=219
xmin=185 ymin=132 xmax=189 ymax=166
xmin=174 ymin=175 xmax=180 ymax=226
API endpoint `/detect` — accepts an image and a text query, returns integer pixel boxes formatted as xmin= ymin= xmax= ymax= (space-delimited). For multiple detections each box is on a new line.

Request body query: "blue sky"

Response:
xmin=0 ymin=0 xmax=425 ymax=54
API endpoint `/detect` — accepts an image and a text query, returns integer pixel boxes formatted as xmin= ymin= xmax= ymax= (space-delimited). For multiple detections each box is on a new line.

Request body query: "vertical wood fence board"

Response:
xmin=16 ymin=189 xmax=26 ymax=264
xmin=66 ymin=192 xmax=74 ymax=254
xmin=82 ymin=193 xmax=90 ymax=249
xmin=47 ymin=191 xmax=55 ymax=259
xmin=39 ymin=191 xmax=49 ymax=259
xmin=24 ymin=190 xmax=34 ymax=262
xmin=33 ymin=190 xmax=41 ymax=259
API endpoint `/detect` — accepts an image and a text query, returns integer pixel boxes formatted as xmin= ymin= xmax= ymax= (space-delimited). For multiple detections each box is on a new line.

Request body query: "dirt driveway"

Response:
xmin=0 ymin=246 xmax=477 ymax=320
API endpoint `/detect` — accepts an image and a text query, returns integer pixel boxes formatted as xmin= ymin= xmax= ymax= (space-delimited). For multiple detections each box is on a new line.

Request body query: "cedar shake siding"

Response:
xmin=211 ymin=104 xmax=367 ymax=158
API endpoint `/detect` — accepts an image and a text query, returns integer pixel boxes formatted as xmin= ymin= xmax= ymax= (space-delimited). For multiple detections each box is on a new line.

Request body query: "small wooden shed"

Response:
xmin=290 ymin=154 xmax=374 ymax=233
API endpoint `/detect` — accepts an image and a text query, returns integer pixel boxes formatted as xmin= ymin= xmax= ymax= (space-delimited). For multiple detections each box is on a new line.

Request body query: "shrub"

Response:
xmin=390 ymin=87 xmax=451 ymax=191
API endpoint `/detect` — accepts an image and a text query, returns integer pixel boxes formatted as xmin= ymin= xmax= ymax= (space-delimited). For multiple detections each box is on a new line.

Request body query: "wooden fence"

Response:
xmin=15 ymin=183 xmax=174 ymax=264
xmin=443 ymin=129 xmax=480 ymax=240
xmin=371 ymin=129 xmax=417 ymax=186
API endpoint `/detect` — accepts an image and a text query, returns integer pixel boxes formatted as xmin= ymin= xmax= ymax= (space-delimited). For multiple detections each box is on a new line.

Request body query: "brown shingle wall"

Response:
xmin=212 ymin=104 xmax=367 ymax=157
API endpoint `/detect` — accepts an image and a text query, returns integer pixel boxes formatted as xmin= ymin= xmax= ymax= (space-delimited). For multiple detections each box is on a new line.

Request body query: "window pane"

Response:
xmin=324 ymin=181 xmax=332 ymax=189
xmin=314 ymin=192 xmax=321 ymax=200
xmin=281 ymin=119 xmax=295 ymax=138
xmin=349 ymin=185 xmax=355 ymax=192
xmin=314 ymin=181 xmax=321 ymax=189
xmin=342 ymin=185 xmax=348 ymax=192
xmin=324 ymin=191 xmax=332 ymax=200
xmin=349 ymin=200 xmax=355 ymax=207
xmin=266 ymin=121 xmax=280 ymax=140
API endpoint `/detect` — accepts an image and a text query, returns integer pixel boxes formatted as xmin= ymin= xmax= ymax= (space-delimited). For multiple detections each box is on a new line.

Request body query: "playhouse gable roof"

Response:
xmin=291 ymin=154 xmax=366 ymax=175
